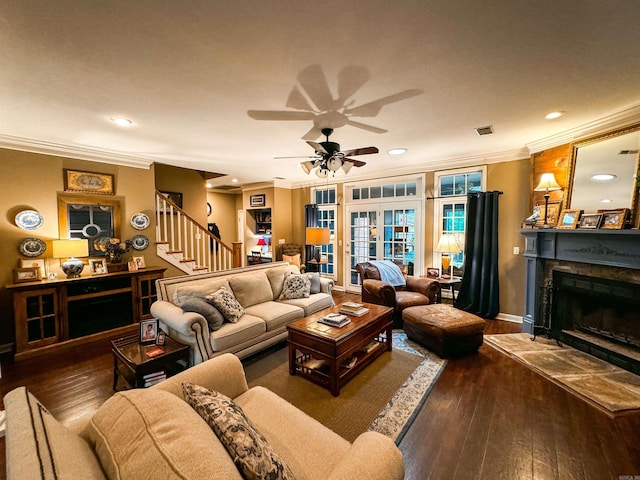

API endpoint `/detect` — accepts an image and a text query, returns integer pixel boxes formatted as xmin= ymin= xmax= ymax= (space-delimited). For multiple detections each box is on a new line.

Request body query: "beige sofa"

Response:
xmin=4 ymin=353 xmax=404 ymax=479
xmin=150 ymin=261 xmax=335 ymax=365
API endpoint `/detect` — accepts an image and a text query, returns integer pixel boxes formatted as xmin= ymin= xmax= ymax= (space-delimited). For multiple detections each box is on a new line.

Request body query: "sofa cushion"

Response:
xmin=173 ymin=278 xmax=231 ymax=306
xmin=279 ymin=273 xmax=311 ymax=300
xmin=266 ymin=265 xmax=300 ymax=299
xmin=84 ymin=388 xmax=242 ymax=480
xmin=236 ymin=386 xmax=351 ymax=479
xmin=183 ymin=383 xmax=295 ymax=480
xmin=4 ymin=387 xmax=106 ymax=480
xmin=245 ymin=301 xmax=304 ymax=331
xmin=280 ymin=292 xmax=335 ymax=316
xmin=180 ymin=297 xmax=225 ymax=331
xmin=282 ymin=253 xmax=301 ymax=270
xmin=206 ymin=287 xmax=244 ymax=323
xmin=304 ymin=272 xmax=321 ymax=294
xmin=228 ymin=272 xmax=274 ymax=308
xmin=209 ymin=314 xmax=266 ymax=351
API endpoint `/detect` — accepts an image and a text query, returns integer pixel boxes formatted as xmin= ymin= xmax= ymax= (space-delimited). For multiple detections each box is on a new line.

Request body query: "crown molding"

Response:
xmin=0 ymin=134 xmax=153 ymax=169
xmin=526 ymin=103 xmax=640 ymax=153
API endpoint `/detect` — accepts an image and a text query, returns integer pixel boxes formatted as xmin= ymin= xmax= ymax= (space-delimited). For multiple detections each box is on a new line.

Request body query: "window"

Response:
xmin=311 ymin=185 xmax=337 ymax=278
xmin=433 ymin=167 xmax=486 ymax=275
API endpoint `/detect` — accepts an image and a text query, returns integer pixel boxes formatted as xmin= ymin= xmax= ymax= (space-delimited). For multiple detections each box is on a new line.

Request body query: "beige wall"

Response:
xmin=0 ymin=149 xmax=175 ymax=348
xmin=206 ymin=191 xmax=241 ymax=246
xmin=155 ymin=164 xmax=208 ymax=228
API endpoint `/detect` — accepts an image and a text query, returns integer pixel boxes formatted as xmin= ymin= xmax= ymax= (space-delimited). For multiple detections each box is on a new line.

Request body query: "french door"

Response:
xmin=345 ymin=201 xmax=421 ymax=292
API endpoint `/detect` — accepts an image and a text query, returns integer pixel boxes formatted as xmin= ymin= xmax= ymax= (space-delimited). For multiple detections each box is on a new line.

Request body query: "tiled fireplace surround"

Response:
xmin=521 ymin=229 xmax=640 ymax=374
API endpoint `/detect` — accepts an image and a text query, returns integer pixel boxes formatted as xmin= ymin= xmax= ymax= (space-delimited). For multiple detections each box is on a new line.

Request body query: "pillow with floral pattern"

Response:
xmin=278 ymin=273 xmax=311 ymax=300
xmin=205 ymin=287 xmax=244 ymax=323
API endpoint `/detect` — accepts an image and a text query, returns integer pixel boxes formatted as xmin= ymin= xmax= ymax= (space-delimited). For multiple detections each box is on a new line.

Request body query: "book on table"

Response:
xmin=318 ymin=313 xmax=351 ymax=328
xmin=339 ymin=306 xmax=369 ymax=316
xmin=341 ymin=302 xmax=364 ymax=311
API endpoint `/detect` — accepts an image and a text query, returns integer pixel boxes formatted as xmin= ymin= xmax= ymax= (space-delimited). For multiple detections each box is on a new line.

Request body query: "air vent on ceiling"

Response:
xmin=475 ymin=125 xmax=494 ymax=136
xmin=273 ymin=176 xmax=286 ymax=180
xmin=619 ymin=149 xmax=639 ymax=155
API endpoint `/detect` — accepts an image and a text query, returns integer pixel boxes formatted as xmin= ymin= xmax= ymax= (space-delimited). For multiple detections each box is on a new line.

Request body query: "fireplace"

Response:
xmin=550 ymin=270 xmax=640 ymax=373
xmin=521 ymin=228 xmax=640 ymax=374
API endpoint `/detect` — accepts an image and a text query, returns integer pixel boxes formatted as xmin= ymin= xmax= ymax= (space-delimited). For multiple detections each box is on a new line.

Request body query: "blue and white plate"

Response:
xmin=130 ymin=213 xmax=150 ymax=230
xmin=19 ymin=237 xmax=47 ymax=257
xmin=132 ymin=234 xmax=149 ymax=250
xmin=15 ymin=210 xmax=44 ymax=231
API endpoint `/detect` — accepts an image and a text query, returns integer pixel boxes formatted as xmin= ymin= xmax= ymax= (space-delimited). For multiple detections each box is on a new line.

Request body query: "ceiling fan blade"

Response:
xmin=297 ymin=65 xmax=334 ymax=112
xmin=341 ymin=146 xmax=379 ymax=156
xmin=345 ymin=89 xmax=423 ymax=117
xmin=306 ymin=140 xmax=327 ymax=154
xmin=343 ymin=157 xmax=367 ymax=167
xmin=286 ymin=86 xmax=315 ymax=111
xmin=302 ymin=126 xmax=322 ymax=141
xmin=345 ymin=119 xmax=388 ymax=134
xmin=336 ymin=66 xmax=371 ymax=104
xmin=247 ymin=110 xmax=315 ymax=121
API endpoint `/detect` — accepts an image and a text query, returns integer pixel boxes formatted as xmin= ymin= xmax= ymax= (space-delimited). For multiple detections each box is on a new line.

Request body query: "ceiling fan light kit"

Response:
xmin=289 ymin=128 xmax=379 ymax=177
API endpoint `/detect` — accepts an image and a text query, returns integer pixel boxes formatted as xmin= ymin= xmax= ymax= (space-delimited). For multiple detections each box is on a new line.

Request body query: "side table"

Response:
xmin=111 ymin=334 xmax=190 ymax=390
xmin=435 ymin=277 xmax=462 ymax=303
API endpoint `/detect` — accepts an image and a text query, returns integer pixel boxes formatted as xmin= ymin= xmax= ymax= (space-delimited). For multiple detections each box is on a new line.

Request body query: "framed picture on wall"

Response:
xmin=159 ymin=191 xmax=183 ymax=209
xmin=250 ymin=194 xmax=266 ymax=207
xmin=64 ymin=169 xmax=114 ymax=195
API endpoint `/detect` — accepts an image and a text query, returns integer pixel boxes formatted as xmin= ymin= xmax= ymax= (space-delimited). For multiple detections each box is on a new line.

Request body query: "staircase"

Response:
xmin=155 ymin=191 xmax=241 ymax=274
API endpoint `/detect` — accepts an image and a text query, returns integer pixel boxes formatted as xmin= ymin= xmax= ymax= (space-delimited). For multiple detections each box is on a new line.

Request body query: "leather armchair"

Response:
xmin=356 ymin=261 xmax=440 ymax=327
xmin=275 ymin=243 xmax=306 ymax=273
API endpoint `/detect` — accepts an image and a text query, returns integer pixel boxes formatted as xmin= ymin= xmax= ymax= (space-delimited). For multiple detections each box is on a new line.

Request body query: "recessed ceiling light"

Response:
xmin=545 ymin=111 xmax=565 ymax=120
xmin=388 ymin=148 xmax=407 ymax=155
xmin=206 ymin=183 xmax=213 ymax=188
xmin=110 ymin=117 xmax=133 ymax=126
xmin=231 ymin=178 xmax=238 ymax=183
xmin=600 ymin=198 xmax=612 ymax=203
xmin=591 ymin=173 xmax=616 ymax=181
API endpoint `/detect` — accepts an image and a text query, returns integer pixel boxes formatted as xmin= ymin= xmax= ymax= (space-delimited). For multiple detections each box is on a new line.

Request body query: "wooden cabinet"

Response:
xmin=8 ymin=267 xmax=165 ymax=360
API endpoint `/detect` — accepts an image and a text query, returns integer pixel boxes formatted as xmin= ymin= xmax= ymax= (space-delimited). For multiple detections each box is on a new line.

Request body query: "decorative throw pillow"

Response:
xmin=304 ymin=272 xmax=321 ymax=294
xmin=279 ymin=273 xmax=311 ymax=300
xmin=182 ymin=383 xmax=296 ymax=480
xmin=180 ymin=297 xmax=224 ymax=331
xmin=205 ymin=287 xmax=244 ymax=323
xmin=282 ymin=253 xmax=301 ymax=269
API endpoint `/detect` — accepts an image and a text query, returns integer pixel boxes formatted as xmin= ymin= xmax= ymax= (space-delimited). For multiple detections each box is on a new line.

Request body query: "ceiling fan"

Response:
xmin=247 ymin=65 xmax=423 ymax=140
xmin=276 ymin=127 xmax=379 ymax=177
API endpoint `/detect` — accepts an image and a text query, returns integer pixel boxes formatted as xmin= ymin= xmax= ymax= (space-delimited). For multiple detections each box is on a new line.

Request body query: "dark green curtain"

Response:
xmin=455 ymin=191 xmax=501 ymax=318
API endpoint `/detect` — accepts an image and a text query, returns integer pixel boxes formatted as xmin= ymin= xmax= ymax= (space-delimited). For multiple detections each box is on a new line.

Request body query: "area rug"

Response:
xmin=485 ymin=333 xmax=640 ymax=416
xmin=243 ymin=332 xmax=446 ymax=444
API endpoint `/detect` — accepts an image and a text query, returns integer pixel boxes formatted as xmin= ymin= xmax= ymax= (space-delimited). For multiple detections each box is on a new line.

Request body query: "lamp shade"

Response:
xmin=435 ymin=234 xmax=461 ymax=254
xmin=52 ymin=239 xmax=89 ymax=258
xmin=256 ymin=237 xmax=267 ymax=246
xmin=52 ymin=239 xmax=89 ymax=278
xmin=306 ymin=227 xmax=330 ymax=245
xmin=534 ymin=173 xmax=561 ymax=192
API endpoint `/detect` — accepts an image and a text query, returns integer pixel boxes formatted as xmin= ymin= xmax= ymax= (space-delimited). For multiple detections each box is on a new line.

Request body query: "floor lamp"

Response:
xmin=436 ymin=233 xmax=461 ymax=279
xmin=533 ymin=173 xmax=561 ymax=227
xmin=305 ymin=227 xmax=330 ymax=262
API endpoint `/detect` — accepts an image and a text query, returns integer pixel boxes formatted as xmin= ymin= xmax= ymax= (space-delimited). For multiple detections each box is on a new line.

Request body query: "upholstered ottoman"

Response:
xmin=402 ymin=304 xmax=485 ymax=358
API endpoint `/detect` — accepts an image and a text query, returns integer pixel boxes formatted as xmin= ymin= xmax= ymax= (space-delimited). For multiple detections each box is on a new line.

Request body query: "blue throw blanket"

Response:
xmin=371 ymin=260 xmax=406 ymax=287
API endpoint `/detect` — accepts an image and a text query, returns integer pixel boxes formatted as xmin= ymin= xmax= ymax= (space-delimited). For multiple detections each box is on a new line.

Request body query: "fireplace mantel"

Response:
xmin=520 ymin=228 xmax=640 ymax=333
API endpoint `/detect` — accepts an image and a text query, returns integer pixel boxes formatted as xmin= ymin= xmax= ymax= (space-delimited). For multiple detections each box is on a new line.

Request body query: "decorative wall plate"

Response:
xmin=132 ymin=234 xmax=149 ymax=250
xmin=130 ymin=213 xmax=150 ymax=230
xmin=19 ymin=237 xmax=47 ymax=257
xmin=15 ymin=210 xmax=44 ymax=230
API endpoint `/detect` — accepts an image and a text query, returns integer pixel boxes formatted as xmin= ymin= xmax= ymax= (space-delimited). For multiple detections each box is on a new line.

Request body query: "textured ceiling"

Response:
xmin=1 ymin=1 xmax=640 ymax=189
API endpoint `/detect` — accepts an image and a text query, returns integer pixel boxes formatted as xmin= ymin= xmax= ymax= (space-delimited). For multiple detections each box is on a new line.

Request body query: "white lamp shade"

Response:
xmin=534 ymin=173 xmax=561 ymax=192
xmin=327 ymin=156 xmax=342 ymax=171
xmin=316 ymin=168 xmax=328 ymax=178
xmin=435 ymin=234 xmax=461 ymax=254
xmin=52 ymin=239 xmax=89 ymax=258
xmin=342 ymin=161 xmax=354 ymax=174
xmin=300 ymin=161 xmax=314 ymax=174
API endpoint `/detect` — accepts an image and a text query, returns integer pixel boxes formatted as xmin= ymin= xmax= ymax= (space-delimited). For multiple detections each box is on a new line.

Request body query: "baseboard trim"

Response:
xmin=495 ymin=313 xmax=523 ymax=324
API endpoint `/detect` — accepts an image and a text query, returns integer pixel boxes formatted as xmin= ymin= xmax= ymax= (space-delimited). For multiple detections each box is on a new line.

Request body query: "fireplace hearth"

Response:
xmin=521 ymin=228 xmax=640 ymax=375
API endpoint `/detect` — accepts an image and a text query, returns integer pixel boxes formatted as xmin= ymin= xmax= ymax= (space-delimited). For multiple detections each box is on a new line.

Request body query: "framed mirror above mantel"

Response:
xmin=566 ymin=123 xmax=640 ymax=228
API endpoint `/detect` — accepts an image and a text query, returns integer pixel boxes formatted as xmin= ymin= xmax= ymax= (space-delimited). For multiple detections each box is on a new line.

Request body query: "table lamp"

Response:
xmin=256 ymin=237 xmax=267 ymax=254
xmin=436 ymin=234 xmax=461 ymax=278
xmin=533 ymin=173 xmax=561 ymax=227
xmin=305 ymin=227 xmax=330 ymax=262
xmin=52 ymin=239 xmax=89 ymax=278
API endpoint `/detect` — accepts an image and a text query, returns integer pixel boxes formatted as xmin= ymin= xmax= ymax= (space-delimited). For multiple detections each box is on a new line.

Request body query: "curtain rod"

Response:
xmin=426 ymin=190 xmax=503 ymax=200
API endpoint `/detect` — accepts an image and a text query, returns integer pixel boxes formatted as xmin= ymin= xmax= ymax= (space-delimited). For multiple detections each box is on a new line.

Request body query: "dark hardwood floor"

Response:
xmin=1 ymin=291 xmax=639 ymax=479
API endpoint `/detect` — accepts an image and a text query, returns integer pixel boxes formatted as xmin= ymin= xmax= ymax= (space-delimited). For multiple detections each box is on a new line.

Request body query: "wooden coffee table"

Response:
xmin=287 ymin=303 xmax=393 ymax=396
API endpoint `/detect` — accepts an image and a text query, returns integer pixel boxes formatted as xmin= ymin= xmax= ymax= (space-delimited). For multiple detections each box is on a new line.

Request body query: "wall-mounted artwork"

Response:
xmin=250 ymin=194 xmax=266 ymax=207
xmin=64 ymin=169 xmax=114 ymax=195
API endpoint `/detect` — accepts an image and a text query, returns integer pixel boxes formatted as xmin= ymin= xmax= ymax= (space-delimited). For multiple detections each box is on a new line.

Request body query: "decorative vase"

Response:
xmin=109 ymin=251 xmax=122 ymax=263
